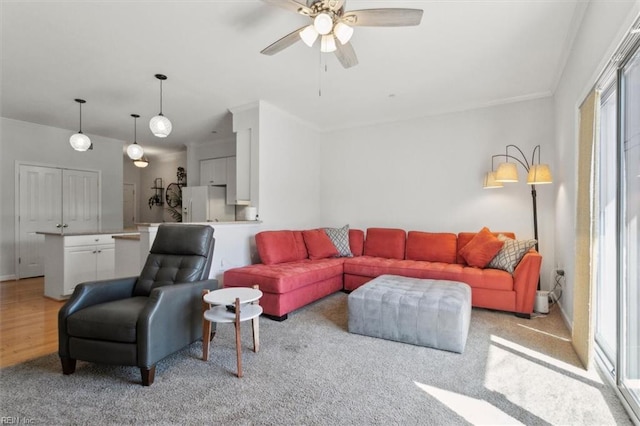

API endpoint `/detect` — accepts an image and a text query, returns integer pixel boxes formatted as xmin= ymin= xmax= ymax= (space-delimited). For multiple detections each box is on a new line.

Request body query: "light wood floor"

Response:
xmin=0 ymin=277 xmax=65 ymax=368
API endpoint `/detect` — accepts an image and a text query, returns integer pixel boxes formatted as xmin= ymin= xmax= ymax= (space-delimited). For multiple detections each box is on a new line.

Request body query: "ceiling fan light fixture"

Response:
xmin=314 ymin=13 xmax=333 ymax=35
xmin=134 ymin=156 xmax=149 ymax=168
xmin=300 ymin=25 xmax=319 ymax=47
xmin=334 ymin=22 xmax=353 ymax=45
xmin=320 ymin=34 xmax=337 ymax=53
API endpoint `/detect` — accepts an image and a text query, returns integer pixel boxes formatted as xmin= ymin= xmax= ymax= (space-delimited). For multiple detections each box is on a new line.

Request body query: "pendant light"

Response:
xmin=69 ymin=99 xmax=92 ymax=151
xmin=133 ymin=156 xmax=149 ymax=168
xmin=126 ymin=114 xmax=144 ymax=160
xmin=149 ymin=74 xmax=172 ymax=138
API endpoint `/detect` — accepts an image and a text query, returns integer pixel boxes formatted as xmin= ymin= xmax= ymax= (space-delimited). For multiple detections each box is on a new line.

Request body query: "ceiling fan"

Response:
xmin=260 ymin=0 xmax=423 ymax=68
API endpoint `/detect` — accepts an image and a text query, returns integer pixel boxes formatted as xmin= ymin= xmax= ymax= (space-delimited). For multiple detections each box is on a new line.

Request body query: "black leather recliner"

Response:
xmin=58 ymin=224 xmax=217 ymax=386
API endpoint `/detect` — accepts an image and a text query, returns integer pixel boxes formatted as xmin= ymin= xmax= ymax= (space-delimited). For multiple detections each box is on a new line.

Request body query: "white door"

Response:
xmin=18 ymin=165 xmax=62 ymax=278
xmin=123 ymin=183 xmax=136 ymax=229
xmin=62 ymin=169 xmax=99 ymax=233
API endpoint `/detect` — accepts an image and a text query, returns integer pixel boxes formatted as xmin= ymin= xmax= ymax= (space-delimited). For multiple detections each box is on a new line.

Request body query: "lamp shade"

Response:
xmin=527 ymin=164 xmax=553 ymax=184
xmin=320 ymin=35 xmax=336 ymax=53
xmin=149 ymin=114 xmax=172 ymax=138
xmin=314 ymin=13 xmax=333 ymax=35
xmin=134 ymin=157 xmax=149 ymax=168
xmin=334 ymin=22 xmax=353 ymax=45
xmin=495 ymin=162 xmax=519 ymax=182
xmin=69 ymin=132 xmax=92 ymax=152
xmin=300 ymin=25 xmax=319 ymax=47
xmin=483 ymin=171 xmax=504 ymax=189
xmin=127 ymin=143 xmax=144 ymax=160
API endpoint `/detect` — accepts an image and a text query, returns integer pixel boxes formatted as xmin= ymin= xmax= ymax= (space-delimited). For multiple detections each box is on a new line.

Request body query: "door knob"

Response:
xmin=55 ymin=224 xmax=62 ymax=228
xmin=63 ymin=224 xmax=69 ymax=228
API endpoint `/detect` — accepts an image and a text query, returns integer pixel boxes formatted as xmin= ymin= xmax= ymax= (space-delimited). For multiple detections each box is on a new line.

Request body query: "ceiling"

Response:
xmin=1 ymin=0 xmax=583 ymax=156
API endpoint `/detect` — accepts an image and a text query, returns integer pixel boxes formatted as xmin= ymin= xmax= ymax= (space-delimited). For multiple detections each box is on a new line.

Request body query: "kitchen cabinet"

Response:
xmin=42 ymin=233 xmax=125 ymax=300
xmin=234 ymin=129 xmax=251 ymax=204
xmin=182 ymin=186 xmax=209 ymax=223
xmin=200 ymin=157 xmax=227 ymax=186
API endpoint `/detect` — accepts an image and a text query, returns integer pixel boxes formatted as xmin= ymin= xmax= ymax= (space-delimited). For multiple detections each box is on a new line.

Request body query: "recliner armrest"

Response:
xmin=137 ymin=279 xmax=219 ymax=367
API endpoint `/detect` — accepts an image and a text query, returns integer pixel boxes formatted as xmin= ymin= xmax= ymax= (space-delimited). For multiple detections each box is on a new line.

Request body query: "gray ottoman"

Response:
xmin=348 ymin=275 xmax=472 ymax=353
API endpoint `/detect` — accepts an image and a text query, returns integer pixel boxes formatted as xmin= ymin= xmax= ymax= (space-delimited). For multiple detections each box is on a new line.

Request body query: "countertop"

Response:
xmin=36 ymin=230 xmax=139 ymax=237
xmin=112 ymin=234 xmax=141 ymax=241
xmin=136 ymin=221 xmax=261 ymax=227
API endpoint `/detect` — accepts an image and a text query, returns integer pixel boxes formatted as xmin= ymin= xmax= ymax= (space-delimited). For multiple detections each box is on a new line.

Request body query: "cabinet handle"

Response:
xmin=97 ymin=250 xmax=102 ymax=253
xmin=56 ymin=224 xmax=62 ymax=228
xmin=63 ymin=224 xmax=68 ymax=228
xmin=92 ymin=250 xmax=97 ymax=254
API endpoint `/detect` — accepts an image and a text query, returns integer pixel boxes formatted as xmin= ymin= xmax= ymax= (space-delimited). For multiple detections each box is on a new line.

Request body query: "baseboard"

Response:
xmin=557 ymin=300 xmax=572 ymax=334
xmin=0 ymin=274 xmax=17 ymax=282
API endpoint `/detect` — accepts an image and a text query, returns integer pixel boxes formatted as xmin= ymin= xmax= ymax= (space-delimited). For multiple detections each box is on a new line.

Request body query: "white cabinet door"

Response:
xmin=96 ymin=244 xmax=115 ymax=280
xmin=226 ymin=156 xmax=237 ymax=205
xmin=200 ymin=158 xmax=227 ymax=186
xmin=64 ymin=246 xmax=97 ymax=294
xmin=235 ymin=129 xmax=251 ymax=203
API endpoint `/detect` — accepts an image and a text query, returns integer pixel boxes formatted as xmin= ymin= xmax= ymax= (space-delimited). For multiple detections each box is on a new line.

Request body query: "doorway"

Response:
xmin=123 ymin=183 xmax=136 ymax=229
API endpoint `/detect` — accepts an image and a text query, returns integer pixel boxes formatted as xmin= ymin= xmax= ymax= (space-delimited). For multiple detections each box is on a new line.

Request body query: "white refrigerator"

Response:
xmin=181 ymin=186 xmax=208 ymax=223
xmin=182 ymin=186 xmax=235 ymax=222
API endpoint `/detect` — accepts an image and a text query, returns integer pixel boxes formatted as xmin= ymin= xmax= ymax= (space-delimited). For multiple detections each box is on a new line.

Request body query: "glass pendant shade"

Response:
xmin=314 ymin=13 xmax=333 ymax=35
xmin=134 ymin=156 xmax=149 ymax=168
xmin=320 ymin=35 xmax=336 ymax=53
xmin=69 ymin=132 xmax=92 ymax=151
xmin=495 ymin=162 xmax=519 ymax=182
xmin=334 ymin=22 xmax=353 ymax=45
xmin=300 ymin=25 xmax=319 ymax=47
xmin=483 ymin=171 xmax=504 ymax=189
xmin=127 ymin=143 xmax=144 ymax=160
xmin=527 ymin=164 xmax=553 ymax=184
xmin=149 ymin=114 xmax=172 ymax=138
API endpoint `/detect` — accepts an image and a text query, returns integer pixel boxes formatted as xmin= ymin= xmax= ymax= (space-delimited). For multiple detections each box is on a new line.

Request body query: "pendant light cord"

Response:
xmin=159 ymin=80 xmax=163 ymax=115
xmin=79 ymin=102 xmax=83 ymax=133
xmin=133 ymin=115 xmax=137 ymax=142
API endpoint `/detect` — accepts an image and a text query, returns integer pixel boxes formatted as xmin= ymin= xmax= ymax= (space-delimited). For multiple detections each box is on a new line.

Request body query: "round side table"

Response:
xmin=202 ymin=286 xmax=263 ymax=378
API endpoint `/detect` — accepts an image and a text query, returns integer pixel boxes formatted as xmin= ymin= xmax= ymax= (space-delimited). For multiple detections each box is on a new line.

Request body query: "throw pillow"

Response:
xmin=324 ymin=224 xmax=353 ymax=257
xmin=458 ymin=227 xmax=504 ymax=268
xmin=487 ymin=234 xmax=537 ymax=274
xmin=302 ymin=229 xmax=340 ymax=260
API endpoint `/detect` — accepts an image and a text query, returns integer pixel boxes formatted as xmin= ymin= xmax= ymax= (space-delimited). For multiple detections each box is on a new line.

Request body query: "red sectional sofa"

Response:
xmin=223 ymin=227 xmax=542 ymax=321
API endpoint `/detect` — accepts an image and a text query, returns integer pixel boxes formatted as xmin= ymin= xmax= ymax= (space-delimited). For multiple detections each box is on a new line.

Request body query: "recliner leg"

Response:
xmin=61 ymin=357 xmax=76 ymax=375
xmin=141 ymin=365 xmax=156 ymax=386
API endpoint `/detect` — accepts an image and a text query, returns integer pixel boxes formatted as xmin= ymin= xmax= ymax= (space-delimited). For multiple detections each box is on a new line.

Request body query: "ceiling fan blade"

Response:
xmin=262 ymin=0 xmax=313 ymax=16
xmin=342 ymin=8 xmax=423 ymax=27
xmin=334 ymin=41 xmax=358 ymax=69
xmin=260 ymin=27 xmax=305 ymax=56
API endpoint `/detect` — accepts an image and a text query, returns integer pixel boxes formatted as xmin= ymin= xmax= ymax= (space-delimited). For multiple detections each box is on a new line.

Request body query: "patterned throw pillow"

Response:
xmin=487 ymin=234 xmax=537 ymax=274
xmin=324 ymin=224 xmax=353 ymax=257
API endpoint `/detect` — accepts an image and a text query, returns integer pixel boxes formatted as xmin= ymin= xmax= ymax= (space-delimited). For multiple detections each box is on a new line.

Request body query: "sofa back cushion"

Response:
xmin=364 ymin=228 xmax=406 ymax=259
xmin=456 ymin=231 xmax=515 ymax=264
xmin=302 ymin=229 xmax=339 ymax=260
xmin=349 ymin=229 xmax=365 ymax=257
xmin=256 ymin=230 xmax=308 ymax=265
xmin=405 ymin=231 xmax=457 ymax=263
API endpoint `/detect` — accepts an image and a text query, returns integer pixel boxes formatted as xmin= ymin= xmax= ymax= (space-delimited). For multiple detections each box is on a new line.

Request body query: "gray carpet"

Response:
xmin=0 ymin=292 xmax=631 ymax=425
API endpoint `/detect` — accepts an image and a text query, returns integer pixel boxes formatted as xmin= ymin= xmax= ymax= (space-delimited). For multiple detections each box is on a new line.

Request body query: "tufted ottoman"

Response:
xmin=348 ymin=275 xmax=472 ymax=353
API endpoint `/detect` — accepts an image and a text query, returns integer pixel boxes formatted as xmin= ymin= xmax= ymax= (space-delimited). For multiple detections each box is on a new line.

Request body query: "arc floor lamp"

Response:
xmin=483 ymin=144 xmax=553 ymax=254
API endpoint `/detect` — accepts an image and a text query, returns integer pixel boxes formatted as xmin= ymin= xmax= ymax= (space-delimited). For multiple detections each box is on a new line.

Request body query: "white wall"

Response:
xmin=320 ymin=97 xmax=556 ymax=289
xmin=258 ymin=101 xmax=322 ymax=230
xmin=137 ymin=150 xmax=187 ymax=223
xmin=553 ymin=0 xmax=640 ymax=328
xmin=0 ymin=117 xmax=125 ymax=279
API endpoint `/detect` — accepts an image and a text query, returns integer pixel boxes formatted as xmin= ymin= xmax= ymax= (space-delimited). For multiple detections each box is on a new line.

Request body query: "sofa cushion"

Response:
xmin=67 ymin=297 xmax=148 ymax=343
xmin=256 ymin=230 xmax=308 ymax=265
xmin=349 ymin=229 xmax=365 ymax=257
xmin=302 ymin=229 xmax=340 ymax=260
xmin=458 ymin=227 xmax=504 ymax=268
xmin=487 ymin=235 xmax=537 ymax=274
xmin=405 ymin=231 xmax=457 ymax=263
xmin=224 ymin=258 xmax=345 ymax=294
xmin=364 ymin=228 xmax=406 ymax=260
xmin=343 ymin=257 xmax=513 ymax=291
xmin=457 ymin=231 xmax=515 ymax=264
xmin=324 ymin=224 xmax=353 ymax=257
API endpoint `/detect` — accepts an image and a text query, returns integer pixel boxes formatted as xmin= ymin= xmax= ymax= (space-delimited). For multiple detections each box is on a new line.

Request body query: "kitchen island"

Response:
xmin=37 ymin=230 xmax=138 ymax=300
